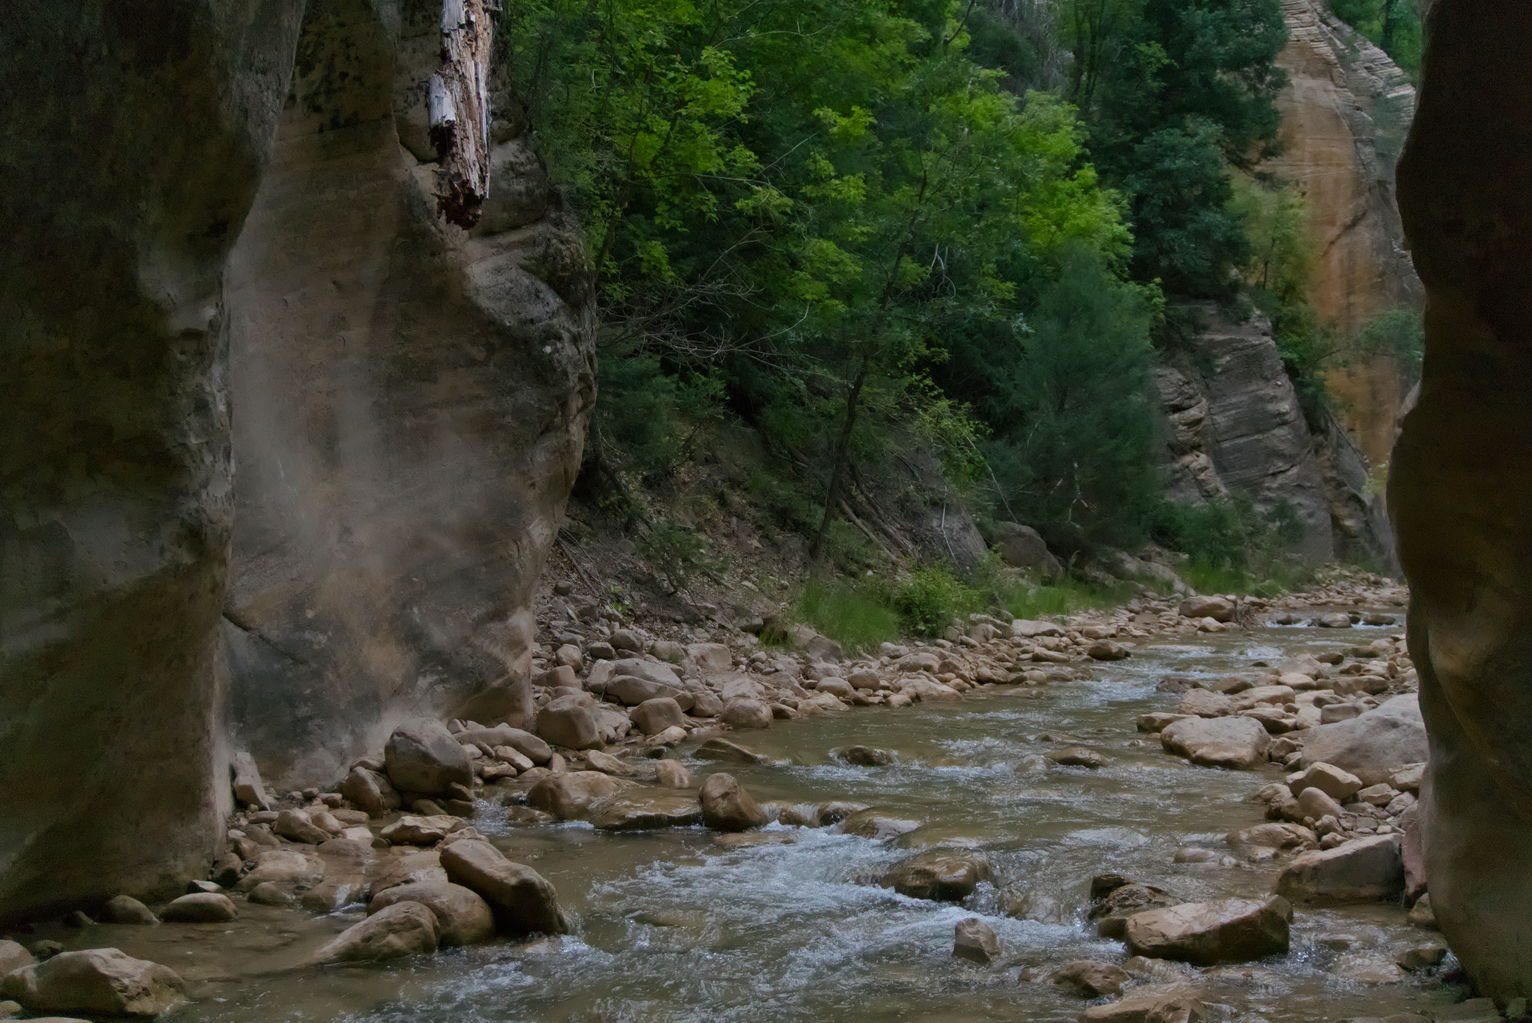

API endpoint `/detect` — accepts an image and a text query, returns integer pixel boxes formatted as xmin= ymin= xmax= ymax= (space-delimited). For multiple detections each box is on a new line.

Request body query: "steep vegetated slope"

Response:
xmin=514 ymin=0 xmax=1406 ymax=624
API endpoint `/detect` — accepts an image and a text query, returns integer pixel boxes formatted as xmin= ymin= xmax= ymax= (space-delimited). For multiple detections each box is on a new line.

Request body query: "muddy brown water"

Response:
xmin=52 ymin=616 xmax=1461 ymax=1022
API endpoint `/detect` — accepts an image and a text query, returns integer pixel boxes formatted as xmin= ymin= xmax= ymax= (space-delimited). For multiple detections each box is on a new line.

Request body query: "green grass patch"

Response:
xmin=1178 ymin=558 xmax=1314 ymax=598
xmin=796 ymin=578 xmax=902 ymax=652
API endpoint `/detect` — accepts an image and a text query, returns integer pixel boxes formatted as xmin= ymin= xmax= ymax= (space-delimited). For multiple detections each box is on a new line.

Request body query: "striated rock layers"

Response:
xmin=0 ymin=0 xmax=594 ymax=923
xmin=1392 ymin=0 xmax=1532 ymax=1000
xmin=1156 ymin=304 xmax=1390 ymax=564
xmin=1267 ymin=0 xmax=1423 ymax=466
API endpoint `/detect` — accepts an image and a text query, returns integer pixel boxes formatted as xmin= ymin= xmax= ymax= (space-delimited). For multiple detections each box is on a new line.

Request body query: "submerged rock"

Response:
xmin=833 ymin=745 xmax=895 ymax=767
xmin=527 ymin=771 xmax=624 ymax=820
xmin=98 ymin=896 xmax=158 ymax=926
xmin=369 ymin=882 xmax=494 ymax=947
xmin=0 ymin=948 xmax=188 ymax=1018
xmin=698 ymin=773 xmax=768 ymax=832
xmin=311 ymin=902 xmax=439 ymax=965
xmin=160 ymin=893 xmax=238 ymax=923
xmin=952 ymin=917 xmax=1000 ymax=965
xmin=882 ymin=850 xmax=990 ymax=902
xmin=1049 ymin=960 xmax=1130 ymax=998
xmin=1081 ymin=983 xmax=1205 ymax=1023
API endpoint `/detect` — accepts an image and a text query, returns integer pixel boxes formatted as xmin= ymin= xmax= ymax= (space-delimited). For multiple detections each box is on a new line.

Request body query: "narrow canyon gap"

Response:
xmin=1393 ymin=0 xmax=1532 ymax=1001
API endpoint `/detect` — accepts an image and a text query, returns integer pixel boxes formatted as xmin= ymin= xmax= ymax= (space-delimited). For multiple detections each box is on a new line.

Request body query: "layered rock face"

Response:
xmin=0 ymin=1 xmax=593 ymax=921
xmin=1156 ymin=304 xmax=1390 ymax=564
xmin=1268 ymin=0 xmax=1422 ymax=465
xmin=222 ymin=0 xmax=594 ymax=789
xmin=1392 ymin=0 xmax=1532 ymax=1000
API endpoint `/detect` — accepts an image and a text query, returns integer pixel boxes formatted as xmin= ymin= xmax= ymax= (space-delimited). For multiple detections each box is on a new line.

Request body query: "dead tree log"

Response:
xmin=430 ymin=0 xmax=494 ymax=228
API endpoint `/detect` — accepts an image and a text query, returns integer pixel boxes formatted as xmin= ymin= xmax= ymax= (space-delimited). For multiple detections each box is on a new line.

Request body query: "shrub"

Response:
xmin=892 ymin=566 xmax=979 ymax=637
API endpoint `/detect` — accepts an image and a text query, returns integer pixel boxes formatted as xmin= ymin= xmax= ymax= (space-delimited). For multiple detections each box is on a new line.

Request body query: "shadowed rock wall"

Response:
xmin=0 ymin=1 xmax=305 ymax=922
xmin=223 ymin=0 xmax=595 ymax=791
xmin=1393 ymin=0 xmax=1532 ymax=1000
xmin=0 ymin=0 xmax=594 ymax=921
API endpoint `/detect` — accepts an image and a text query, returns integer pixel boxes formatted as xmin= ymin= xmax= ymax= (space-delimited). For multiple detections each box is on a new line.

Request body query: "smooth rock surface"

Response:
xmin=0 ymin=948 xmax=188 ymax=1018
xmin=1123 ymin=896 xmax=1292 ymax=965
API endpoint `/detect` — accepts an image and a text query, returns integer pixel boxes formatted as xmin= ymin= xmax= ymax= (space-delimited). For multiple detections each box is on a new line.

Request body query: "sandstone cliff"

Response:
xmin=1267 ymin=0 xmax=1422 ymax=465
xmin=0 ymin=0 xmax=594 ymax=923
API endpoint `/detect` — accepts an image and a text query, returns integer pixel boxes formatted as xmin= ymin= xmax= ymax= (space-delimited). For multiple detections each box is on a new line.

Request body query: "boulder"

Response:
xmin=698 ymin=773 xmax=768 ymax=832
xmin=1275 ymin=834 xmax=1404 ymax=904
xmin=1123 ymin=896 xmax=1291 ymax=965
xmin=160 ymin=893 xmax=237 ymax=923
xmin=0 ymin=941 xmax=34 ymax=976
xmin=98 ymin=896 xmax=158 ymax=926
xmin=1177 ymin=690 xmax=1234 ymax=717
xmin=439 ymin=839 xmax=567 ymax=935
xmin=236 ymin=849 xmax=324 ymax=892
xmin=839 ymin=810 xmax=922 ymax=841
xmin=384 ymin=719 xmax=474 ymax=796
xmin=380 ymin=814 xmax=465 ymax=846
xmin=992 ymin=522 xmax=1063 ymax=578
xmin=630 ymin=697 xmax=685 ymax=736
xmin=1081 ymin=984 xmax=1205 ymax=1023
xmin=687 ymin=642 xmax=733 ymax=670
xmin=273 ymin=808 xmax=330 ymax=845
xmin=1179 ymin=596 xmax=1234 ymax=622
xmin=1297 ymin=695 xmax=1427 ymax=785
xmin=882 ymin=850 xmax=990 ymax=902
xmin=604 ymin=658 xmax=682 ymax=688
xmin=599 ymin=675 xmax=680 ymax=707
xmin=454 ymin=725 xmax=552 ymax=764
xmin=1225 ymin=823 xmax=1317 ymax=860
xmin=1011 ymin=619 xmax=1064 ymax=638
xmin=230 ymin=752 xmax=271 ymax=810
xmin=654 ymin=760 xmax=693 ymax=787
xmin=535 ymin=696 xmax=603 ymax=750
xmin=952 ymin=917 xmax=1000 ymax=965
xmin=1050 ymin=960 xmax=1130 ymax=998
xmin=527 ymin=771 xmax=623 ymax=819
xmin=1160 ymin=716 xmax=1270 ymax=769
xmin=369 ymin=882 xmax=494 ymax=947
xmin=311 ymin=901 xmax=439 ymax=964
xmin=721 ymin=697 xmax=773 ymax=730
xmin=1087 ymin=641 xmax=1132 ymax=662
xmin=0 ymin=949 xmax=187 ymax=1018
xmin=339 ymin=766 xmax=401 ymax=817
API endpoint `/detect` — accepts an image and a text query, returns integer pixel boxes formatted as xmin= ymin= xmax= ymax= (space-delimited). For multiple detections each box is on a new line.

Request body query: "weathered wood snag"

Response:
xmin=431 ymin=0 xmax=494 ymax=228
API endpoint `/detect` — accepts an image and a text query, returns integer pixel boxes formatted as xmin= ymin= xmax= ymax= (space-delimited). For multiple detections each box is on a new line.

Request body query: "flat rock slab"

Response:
xmin=1124 ymin=896 xmax=1292 ymax=965
xmin=1161 ymin=716 xmax=1271 ymax=769
xmin=1275 ymin=834 xmax=1404 ymax=904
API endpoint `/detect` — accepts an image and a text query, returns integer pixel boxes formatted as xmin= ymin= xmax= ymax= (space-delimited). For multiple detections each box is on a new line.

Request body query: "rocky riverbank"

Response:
xmin=4 ymin=570 xmax=1498 ymax=1023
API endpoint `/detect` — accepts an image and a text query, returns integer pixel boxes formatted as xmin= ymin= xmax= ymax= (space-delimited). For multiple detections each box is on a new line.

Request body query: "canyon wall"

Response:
xmin=222 ymin=0 xmax=594 ymax=792
xmin=0 ymin=0 xmax=594 ymax=922
xmin=1156 ymin=304 xmax=1391 ymax=565
xmin=0 ymin=0 xmax=305 ymax=923
xmin=1393 ymin=0 xmax=1532 ymax=1000
xmin=1268 ymin=0 xmax=1422 ymax=466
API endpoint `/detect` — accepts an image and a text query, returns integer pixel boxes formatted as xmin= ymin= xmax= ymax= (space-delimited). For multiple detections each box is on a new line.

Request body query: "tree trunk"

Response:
xmin=431 ymin=0 xmax=495 ymax=228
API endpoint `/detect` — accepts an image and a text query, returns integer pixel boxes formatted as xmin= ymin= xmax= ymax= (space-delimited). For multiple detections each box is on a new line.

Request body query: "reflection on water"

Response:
xmin=137 ymin=621 xmax=1449 ymax=1022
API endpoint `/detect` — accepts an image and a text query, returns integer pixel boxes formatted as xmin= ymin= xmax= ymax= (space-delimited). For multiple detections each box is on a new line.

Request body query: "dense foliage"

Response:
xmin=506 ymin=0 xmax=1294 ymax=570
xmin=1329 ymin=0 xmax=1423 ymax=77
